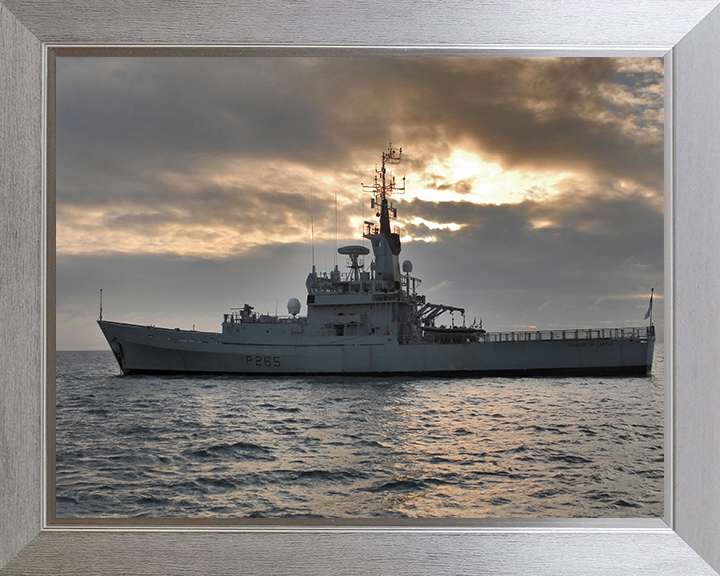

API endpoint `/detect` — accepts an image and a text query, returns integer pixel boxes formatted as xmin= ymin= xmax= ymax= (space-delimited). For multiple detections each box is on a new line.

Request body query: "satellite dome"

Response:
xmin=287 ymin=297 xmax=301 ymax=316
xmin=402 ymin=260 xmax=413 ymax=274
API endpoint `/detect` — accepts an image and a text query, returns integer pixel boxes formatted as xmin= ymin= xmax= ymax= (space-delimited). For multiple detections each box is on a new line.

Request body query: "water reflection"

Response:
xmin=55 ymin=350 xmax=663 ymax=518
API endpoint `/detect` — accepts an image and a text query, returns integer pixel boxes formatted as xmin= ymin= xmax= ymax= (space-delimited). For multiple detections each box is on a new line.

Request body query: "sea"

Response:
xmin=55 ymin=347 xmax=664 ymax=519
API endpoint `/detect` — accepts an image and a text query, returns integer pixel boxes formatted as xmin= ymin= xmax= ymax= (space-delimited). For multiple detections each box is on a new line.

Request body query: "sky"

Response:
xmin=56 ymin=57 xmax=664 ymax=351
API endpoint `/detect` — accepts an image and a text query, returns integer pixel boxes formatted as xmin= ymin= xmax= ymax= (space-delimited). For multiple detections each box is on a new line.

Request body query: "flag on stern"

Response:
xmin=644 ymin=288 xmax=654 ymax=320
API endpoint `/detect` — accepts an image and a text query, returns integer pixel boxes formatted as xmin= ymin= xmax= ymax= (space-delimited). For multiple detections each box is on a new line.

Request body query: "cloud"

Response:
xmin=57 ymin=56 xmax=662 ymax=194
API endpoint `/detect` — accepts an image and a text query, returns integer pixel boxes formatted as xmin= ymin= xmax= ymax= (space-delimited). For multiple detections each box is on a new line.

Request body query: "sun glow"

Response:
xmin=447 ymin=150 xmax=498 ymax=182
xmin=531 ymin=220 xmax=554 ymax=229
xmin=411 ymin=149 xmax=576 ymax=206
xmin=410 ymin=217 xmax=463 ymax=232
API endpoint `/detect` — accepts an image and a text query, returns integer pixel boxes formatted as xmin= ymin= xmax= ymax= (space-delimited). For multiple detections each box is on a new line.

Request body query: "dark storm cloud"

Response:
xmin=57 ymin=58 xmax=325 ymax=166
xmin=405 ymin=181 xmax=661 ymax=242
xmin=391 ymin=58 xmax=662 ymax=189
xmin=57 ymin=176 xmax=341 ymax=257
xmin=294 ymin=57 xmax=663 ymax=188
xmin=437 ymin=179 xmax=475 ymax=195
xmin=57 ymin=57 xmax=662 ymax=201
xmin=91 ymin=186 xmax=312 ymax=235
xmin=403 ymin=178 xmax=662 ymax=277
xmin=56 ymin=55 xmax=663 ymax=256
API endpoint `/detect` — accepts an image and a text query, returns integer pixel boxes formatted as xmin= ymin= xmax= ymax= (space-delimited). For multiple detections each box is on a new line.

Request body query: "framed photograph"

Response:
xmin=52 ymin=53 xmax=665 ymax=522
xmin=2 ymin=1 xmax=720 ymax=574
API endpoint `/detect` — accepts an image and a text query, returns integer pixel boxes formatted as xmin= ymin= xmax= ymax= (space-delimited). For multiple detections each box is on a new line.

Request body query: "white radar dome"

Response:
xmin=287 ymin=297 xmax=301 ymax=317
xmin=402 ymin=260 xmax=413 ymax=274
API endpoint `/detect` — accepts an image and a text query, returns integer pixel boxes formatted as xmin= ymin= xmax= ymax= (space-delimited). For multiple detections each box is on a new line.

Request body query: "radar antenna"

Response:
xmin=362 ymin=144 xmax=405 ymax=237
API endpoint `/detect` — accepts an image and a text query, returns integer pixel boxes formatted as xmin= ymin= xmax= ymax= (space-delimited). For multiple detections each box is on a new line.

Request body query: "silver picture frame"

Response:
xmin=2 ymin=1 xmax=720 ymax=574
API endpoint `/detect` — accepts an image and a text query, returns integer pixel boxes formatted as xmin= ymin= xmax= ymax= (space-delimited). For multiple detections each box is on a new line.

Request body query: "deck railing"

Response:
xmin=482 ymin=326 xmax=654 ymax=343
xmin=223 ymin=313 xmax=302 ymax=324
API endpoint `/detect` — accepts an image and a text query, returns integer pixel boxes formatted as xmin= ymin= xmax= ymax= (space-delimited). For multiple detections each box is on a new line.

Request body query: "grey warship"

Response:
xmin=98 ymin=146 xmax=655 ymax=376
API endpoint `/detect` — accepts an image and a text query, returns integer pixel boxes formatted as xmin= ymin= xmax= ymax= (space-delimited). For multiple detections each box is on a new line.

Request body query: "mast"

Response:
xmin=362 ymin=145 xmax=405 ymax=290
xmin=310 ymin=187 xmax=316 ymax=273
xmin=364 ymin=145 xmax=404 ymax=235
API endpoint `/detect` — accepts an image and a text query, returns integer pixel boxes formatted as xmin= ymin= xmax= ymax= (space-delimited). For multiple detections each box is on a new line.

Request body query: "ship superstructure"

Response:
xmin=98 ymin=146 xmax=655 ymax=376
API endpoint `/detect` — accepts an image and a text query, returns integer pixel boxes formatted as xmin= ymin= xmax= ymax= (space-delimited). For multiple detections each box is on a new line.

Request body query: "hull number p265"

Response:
xmin=246 ymin=355 xmax=281 ymax=367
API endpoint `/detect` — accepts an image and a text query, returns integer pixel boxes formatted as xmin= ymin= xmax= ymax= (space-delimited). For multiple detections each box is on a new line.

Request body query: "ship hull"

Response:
xmin=98 ymin=320 xmax=655 ymax=377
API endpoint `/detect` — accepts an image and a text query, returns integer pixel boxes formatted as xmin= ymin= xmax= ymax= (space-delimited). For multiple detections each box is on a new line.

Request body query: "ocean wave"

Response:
xmin=55 ymin=349 xmax=665 ymax=519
